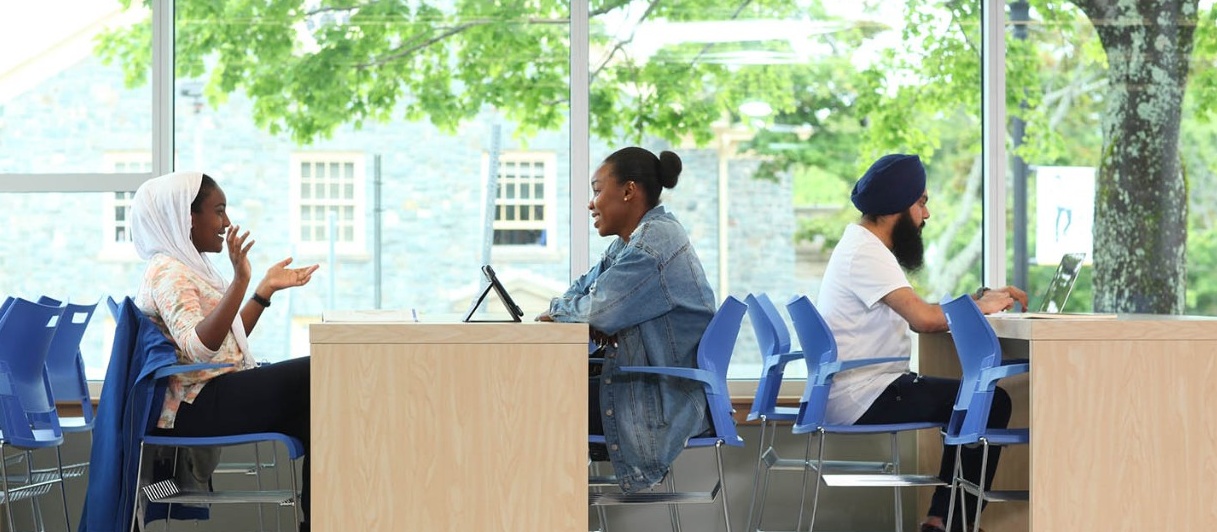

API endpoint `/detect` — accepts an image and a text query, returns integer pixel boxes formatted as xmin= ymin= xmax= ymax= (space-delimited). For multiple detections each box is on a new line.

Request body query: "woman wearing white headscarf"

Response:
xmin=132 ymin=170 xmax=318 ymax=530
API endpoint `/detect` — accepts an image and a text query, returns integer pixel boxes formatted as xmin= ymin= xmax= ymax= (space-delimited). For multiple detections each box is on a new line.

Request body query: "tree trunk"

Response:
xmin=1073 ymin=0 xmax=1197 ymax=313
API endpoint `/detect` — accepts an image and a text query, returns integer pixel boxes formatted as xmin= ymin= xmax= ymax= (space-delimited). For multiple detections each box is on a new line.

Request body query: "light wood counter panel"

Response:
xmin=919 ymin=314 xmax=1217 ymax=531
xmin=310 ymin=321 xmax=589 ymax=531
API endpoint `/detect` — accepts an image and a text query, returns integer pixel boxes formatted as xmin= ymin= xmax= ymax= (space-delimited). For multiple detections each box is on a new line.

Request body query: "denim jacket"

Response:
xmin=549 ymin=205 xmax=717 ymax=492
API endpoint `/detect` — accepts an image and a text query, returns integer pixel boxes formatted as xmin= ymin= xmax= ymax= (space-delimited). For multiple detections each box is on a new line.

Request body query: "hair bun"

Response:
xmin=658 ymin=151 xmax=682 ymax=189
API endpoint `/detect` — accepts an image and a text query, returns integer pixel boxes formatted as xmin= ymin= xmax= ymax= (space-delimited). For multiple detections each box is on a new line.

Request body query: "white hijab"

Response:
xmin=132 ymin=171 xmax=251 ymax=356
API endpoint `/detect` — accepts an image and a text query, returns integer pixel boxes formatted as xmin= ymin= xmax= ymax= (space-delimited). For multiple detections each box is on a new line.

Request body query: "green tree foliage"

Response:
xmin=97 ymin=0 xmax=829 ymax=146
xmin=96 ymin=0 xmax=1217 ymax=312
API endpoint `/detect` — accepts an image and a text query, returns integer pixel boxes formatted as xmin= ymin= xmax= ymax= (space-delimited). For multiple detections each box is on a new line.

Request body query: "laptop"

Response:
xmin=1037 ymin=252 xmax=1086 ymax=312
xmin=462 ymin=264 xmax=524 ymax=322
xmin=997 ymin=252 xmax=1114 ymax=319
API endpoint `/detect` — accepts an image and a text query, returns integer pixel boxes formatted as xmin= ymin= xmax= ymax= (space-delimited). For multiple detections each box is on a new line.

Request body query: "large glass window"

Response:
xmin=587 ymin=1 xmax=984 ymax=379
xmin=164 ymin=3 xmax=574 ymax=359
xmin=1005 ymin=1 xmax=1216 ymax=315
xmin=0 ymin=2 xmax=152 ymax=175
xmin=0 ymin=2 xmax=152 ymax=378
xmin=7 ymin=0 xmax=1213 ymax=382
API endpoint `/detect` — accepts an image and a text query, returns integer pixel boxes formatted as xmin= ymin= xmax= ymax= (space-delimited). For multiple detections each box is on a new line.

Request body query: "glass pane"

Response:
xmin=591 ymin=1 xmax=982 ymax=379
xmin=1005 ymin=2 xmax=1207 ymax=315
xmin=0 ymin=193 xmax=143 ymax=378
xmin=0 ymin=2 xmax=152 ymax=174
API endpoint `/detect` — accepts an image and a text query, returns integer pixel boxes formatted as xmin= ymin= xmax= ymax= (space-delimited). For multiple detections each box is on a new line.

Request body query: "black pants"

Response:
xmin=854 ymin=373 xmax=1011 ymax=531
xmin=588 ymin=376 xmax=610 ymax=461
xmin=161 ymin=357 xmax=310 ymax=527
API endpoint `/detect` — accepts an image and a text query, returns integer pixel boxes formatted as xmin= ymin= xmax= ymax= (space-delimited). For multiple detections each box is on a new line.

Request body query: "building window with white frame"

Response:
xmin=100 ymin=154 xmax=151 ymax=259
xmin=491 ymin=151 xmax=556 ymax=249
xmin=290 ymin=153 xmax=366 ymax=255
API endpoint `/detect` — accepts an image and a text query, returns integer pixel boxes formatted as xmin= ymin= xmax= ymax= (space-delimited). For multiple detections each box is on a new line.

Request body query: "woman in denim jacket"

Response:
xmin=539 ymin=147 xmax=717 ymax=493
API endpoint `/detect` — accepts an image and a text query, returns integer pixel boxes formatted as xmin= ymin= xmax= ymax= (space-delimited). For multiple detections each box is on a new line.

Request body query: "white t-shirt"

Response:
xmin=815 ymin=223 xmax=913 ymax=425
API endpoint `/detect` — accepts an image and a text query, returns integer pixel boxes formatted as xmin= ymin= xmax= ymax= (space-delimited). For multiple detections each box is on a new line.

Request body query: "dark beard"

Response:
xmin=891 ymin=211 xmax=925 ymax=272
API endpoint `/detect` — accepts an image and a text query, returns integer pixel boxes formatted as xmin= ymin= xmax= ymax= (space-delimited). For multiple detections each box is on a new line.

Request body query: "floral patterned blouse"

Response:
xmin=136 ymin=253 xmax=256 ymax=429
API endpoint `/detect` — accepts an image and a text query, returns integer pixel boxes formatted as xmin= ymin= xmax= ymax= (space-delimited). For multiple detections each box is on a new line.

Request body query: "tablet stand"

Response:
xmin=462 ymin=281 xmax=523 ymax=322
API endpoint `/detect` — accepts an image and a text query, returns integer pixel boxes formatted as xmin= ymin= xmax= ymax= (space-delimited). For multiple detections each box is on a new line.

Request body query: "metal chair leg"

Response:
xmin=589 ymin=460 xmax=609 ymax=532
xmin=55 ymin=446 xmax=71 ymax=532
xmin=289 ymin=448 xmax=301 ymax=532
xmin=1 ymin=444 xmax=16 ymax=532
xmin=973 ymin=440 xmax=990 ymax=532
xmin=715 ymin=441 xmax=733 ymax=532
xmin=252 ymin=442 xmax=266 ymax=532
xmin=808 ymin=430 xmax=827 ymax=530
xmin=745 ymin=416 xmax=770 ymax=531
xmin=891 ymin=433 xmax=903 ymax=532
xmin=794 ymin=432 xmax=812 ymax=532
xmin=130 ymin=443 xmax=147 ymax=532
xmin=666 ymin=468 xmax=681 ymax=532
xmin=945 ymin=445 xmax=964 ymax=532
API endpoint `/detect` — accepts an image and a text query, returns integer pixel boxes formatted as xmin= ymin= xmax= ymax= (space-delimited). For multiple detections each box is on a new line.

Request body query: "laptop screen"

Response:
xmin=1038 ymin=252 xmax=1086 ymax=312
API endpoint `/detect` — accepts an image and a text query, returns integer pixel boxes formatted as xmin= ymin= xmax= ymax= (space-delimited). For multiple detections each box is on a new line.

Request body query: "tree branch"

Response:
xmin=590 ymin=0 xmax=663 ymax=84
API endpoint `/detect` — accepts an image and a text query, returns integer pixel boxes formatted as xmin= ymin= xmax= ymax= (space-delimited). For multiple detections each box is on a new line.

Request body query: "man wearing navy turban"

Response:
xmin=814 ymin=154 xmax=1029 ymax=532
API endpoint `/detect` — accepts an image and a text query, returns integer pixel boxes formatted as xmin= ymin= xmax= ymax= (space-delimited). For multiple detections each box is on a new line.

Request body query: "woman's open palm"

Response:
xmin=264 ymin=257 xmax=319 ymax=292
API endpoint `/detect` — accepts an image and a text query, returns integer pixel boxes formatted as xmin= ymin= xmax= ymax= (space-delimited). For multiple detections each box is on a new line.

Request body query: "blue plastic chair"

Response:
xmin=0 ymin=297 xmax=72 ymax=532
xmin=130 ymin=306 xmax=304 ymax=532
xmin=742 ymin=293 xmax=803 ymax=531
xmin=77 ymin=297 xmax=303 ymax=532
xmin=588 ymin=295 xmax=747 ymax=532
xmin=941 ymin=294 xmax=1030 ymax=532
xmin=786 ymin=295 xmax=945 ymax=532
xmin=37 ymin=296 xmax=98 ymax=439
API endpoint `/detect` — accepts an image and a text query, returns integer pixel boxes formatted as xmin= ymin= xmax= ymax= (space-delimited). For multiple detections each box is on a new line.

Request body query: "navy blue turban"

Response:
xmin=850 ymin=154 xmax=926 ymax=216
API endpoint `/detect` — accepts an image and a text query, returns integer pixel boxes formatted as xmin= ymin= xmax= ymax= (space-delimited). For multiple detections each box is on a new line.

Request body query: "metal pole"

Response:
xmin=1011 ymin=0 xmax=1030 ymax=292
xmin=374 ymin=154 xmax=382 ymax=309
xmin=328 ymin=210 xmax=336 ymax=310
xmin=482 ymin=124 xmax=502 ymax=271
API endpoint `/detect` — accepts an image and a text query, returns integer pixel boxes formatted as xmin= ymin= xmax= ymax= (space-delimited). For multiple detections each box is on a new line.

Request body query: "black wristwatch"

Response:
xmin=973 ymin=286 xmax=991 ymax=300
xmin=251 ymin=292 xmax=272 ymax=308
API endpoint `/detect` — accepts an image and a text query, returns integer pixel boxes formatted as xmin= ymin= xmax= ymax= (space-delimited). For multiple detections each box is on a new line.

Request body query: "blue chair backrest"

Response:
xmin=785 ymin=295 xmax=838 ymax=429
xmin=106 ymin=296 xmax=121 ymax=321
xmin=941 ymin=294 xmax=1003 ymax=442
xmin=700 ymin=296 xmax=748 ymax=445
xmin=38 ymin=296 xmax=98 ymax=424
xmin=745 ymin=293 xmax=780 ymax=418
xmin=745 ymin=293 xmax=797 ymax=419
xmin=0 ymin=297 xmax=67 ymax=447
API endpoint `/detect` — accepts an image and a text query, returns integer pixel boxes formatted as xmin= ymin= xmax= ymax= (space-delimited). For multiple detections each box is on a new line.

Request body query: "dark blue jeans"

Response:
xmin=855 ymin=373 xmax=1012 ymax=531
